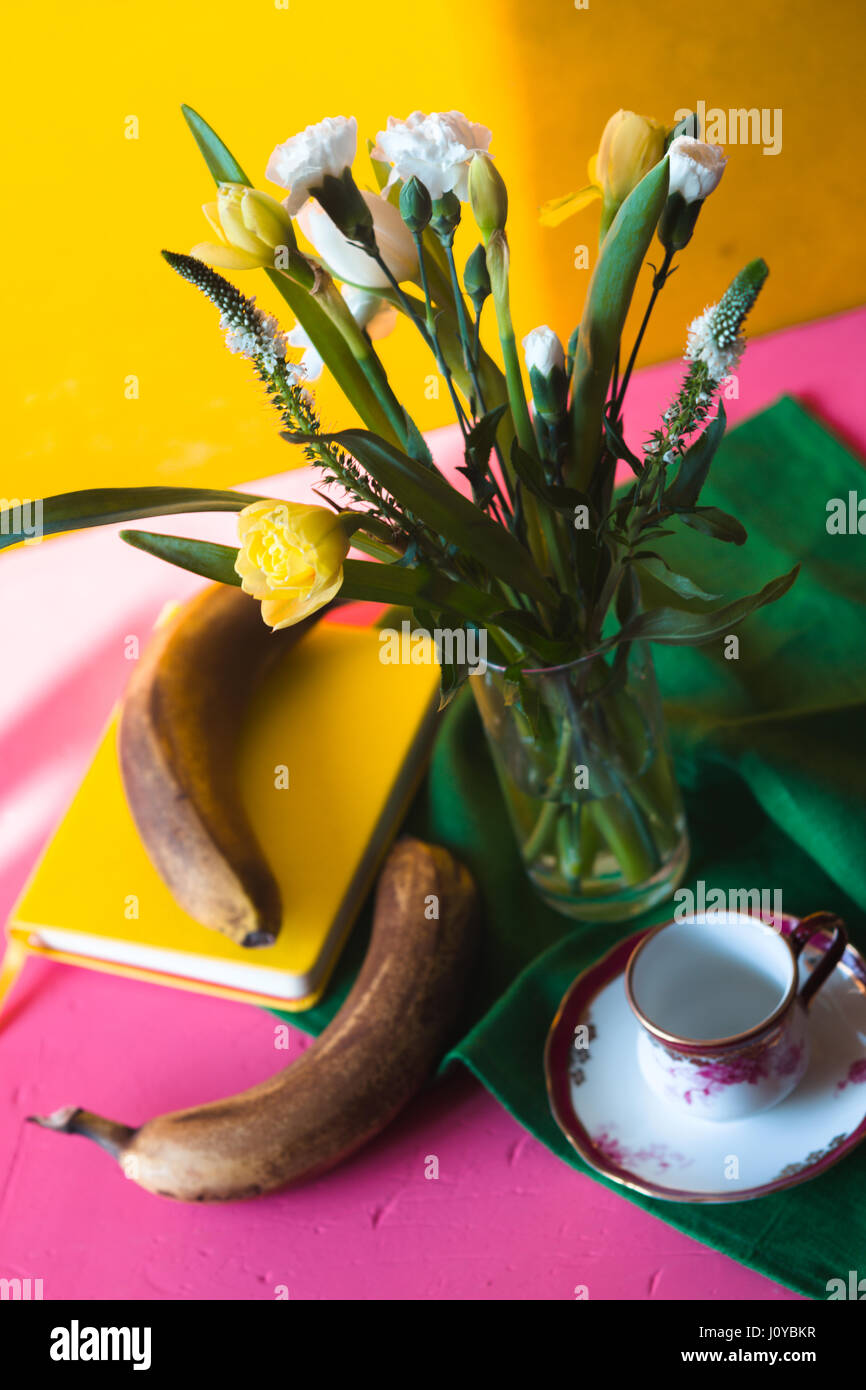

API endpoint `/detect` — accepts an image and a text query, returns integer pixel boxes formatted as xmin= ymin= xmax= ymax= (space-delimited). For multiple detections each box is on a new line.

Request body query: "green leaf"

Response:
xmin=570 ymin=157 xmax=671 ymax=489
xmin=120 ymin=530 xmax=243 ymax=585
xmin=603 ymin=413 xmax=643 ymax=476
xmin=437 ymin=635 xmax=473 ymax=710
xmin=611 ymin=564 xmax=800 ymax=646
xmin=263 ymin=277 xmax=401 ymax=449
xmin=340 ymin=558 xmax=499 ymax=626
xmin=635 ymin=526 xmax=677 ymax=543
xmin=615 ymin=565 xmax=641 ymax=624
xmin=510 ymin=441 xmax=589 ymax=513
xmin=341 ymin=558 xmax=529 ymax=665
xmin=181 ymin=104 xmax=251 ymax=183
xmin=508 ymin=439 xmax=547 ymax=499
xmin=665 ymin=402 xmax=726 ymax=510
xmin=0 ymin=486 xmax=262 ymax=551
xmin=491 ymin=609 xmax=578 ymax=666
xmin=633 ymin=554 xmax=721 ymax=602
xmin=466 ymin=404 xmax=508 ymax=467
xmin=180 ymin=104 xmax=401 ymax=447
xmin=401 ymin=411 xmax=435 ymax=467
xmin=678 ymin=506 xmax=747 ymax=545
xmin=289 ymin=429 xmax=557 ymax=606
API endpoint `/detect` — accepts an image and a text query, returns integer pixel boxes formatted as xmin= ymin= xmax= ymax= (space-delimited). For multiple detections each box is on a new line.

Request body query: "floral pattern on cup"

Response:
xmin=593 ymin=1127 xmax=693 ymax=1173
xmin=640 ymin=1003 xmax=810 ymax=1120
xmin=836 ymin=1058 xmax=866 ymax=1093
xmin=627 ymin=912 xmax=848 ymax=1123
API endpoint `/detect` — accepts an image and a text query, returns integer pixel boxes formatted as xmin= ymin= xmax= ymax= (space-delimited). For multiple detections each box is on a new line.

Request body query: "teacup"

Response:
xmin=625 ymin=910 xmax=847 ymax=1121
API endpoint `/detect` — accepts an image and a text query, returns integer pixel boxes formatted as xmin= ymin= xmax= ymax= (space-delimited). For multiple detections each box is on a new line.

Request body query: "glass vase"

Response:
xmin=470 ymin=643 xmax=689 ymax=921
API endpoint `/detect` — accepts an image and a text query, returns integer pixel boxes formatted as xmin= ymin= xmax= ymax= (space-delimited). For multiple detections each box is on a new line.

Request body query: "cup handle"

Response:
xmin=789 ymin=912 xmax=848 ymax=1008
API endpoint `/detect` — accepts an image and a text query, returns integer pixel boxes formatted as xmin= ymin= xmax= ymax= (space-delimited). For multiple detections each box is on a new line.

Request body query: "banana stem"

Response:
xmin=29 ymin=1106 xmax=134 ymax=1160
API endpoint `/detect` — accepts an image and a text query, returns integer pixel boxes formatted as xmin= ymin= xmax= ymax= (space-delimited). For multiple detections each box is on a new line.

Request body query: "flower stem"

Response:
xmin=439 ymin=237 xmax=514 ymax=517
xmin=613 ymin=246 xmax=675 ymax=417
xmin=315 ymin=275 xmax=412 ymax=446
xmin=484 ymin=237 xmax=550 ymax=575
xmin=583 ymin=795 xmax=659 ymax=885
xmin=522 ymin=715 xmax=574 ymax=862
xmin=374 ymin=246 xmax=474 ymax=442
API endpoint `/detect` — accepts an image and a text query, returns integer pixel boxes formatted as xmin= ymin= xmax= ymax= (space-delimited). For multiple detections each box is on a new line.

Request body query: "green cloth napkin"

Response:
xmin=277 ymin=397 xmax=866 ymax=1301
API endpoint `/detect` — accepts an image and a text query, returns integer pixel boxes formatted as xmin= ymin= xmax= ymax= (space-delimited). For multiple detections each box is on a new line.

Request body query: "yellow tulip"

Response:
xmin=192 ymin=184 xmax=296 ymax=271
xmin=597 ymin=110 xmax=666 ymax=204
xmin=235 ymin=499 xmax=350 ymax=628
xmin=541 ymin=109 xmax=665 ymax=238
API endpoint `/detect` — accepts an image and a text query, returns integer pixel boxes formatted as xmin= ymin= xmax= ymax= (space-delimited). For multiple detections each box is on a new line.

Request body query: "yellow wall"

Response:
xmin=6 ymin=0 xmax=865 ymax=498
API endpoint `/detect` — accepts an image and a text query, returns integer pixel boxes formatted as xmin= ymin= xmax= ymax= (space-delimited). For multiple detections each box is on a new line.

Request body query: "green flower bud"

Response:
xmin=658 ymin=190 xmax=702 ymax=252
xmin=463 ymin=243 xmax=491 ymax=313
xmin=399 ymin=176 xmax=433 ymax=233
xmin=483 ymin=230 xmax=509 ymax=300
xmin=468 ymin=154 xmax=508 ymax=241
xmin=528 ymin=365 xmax=569 ymax=422
xmin=312 ymin=168 xmax=376 ymax=250
xmin=430 ymin=191 xmax=461 ymax=242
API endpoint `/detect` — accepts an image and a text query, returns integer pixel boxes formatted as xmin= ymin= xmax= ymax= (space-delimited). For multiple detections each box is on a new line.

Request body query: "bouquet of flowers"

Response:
xmin=3 ymin=105 xmax=798 ymax=921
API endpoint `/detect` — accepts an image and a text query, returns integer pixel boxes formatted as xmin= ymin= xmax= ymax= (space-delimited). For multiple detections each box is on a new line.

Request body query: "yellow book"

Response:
xmin=2 ymin=619 xmax=440 ymax=1014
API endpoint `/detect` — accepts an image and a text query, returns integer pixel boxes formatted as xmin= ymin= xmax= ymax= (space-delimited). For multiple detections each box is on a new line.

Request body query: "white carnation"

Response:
xmin=374 ymin=110 xmax=492 ymax=201
xmin=266 ymin=116 xmax=358 ymax=216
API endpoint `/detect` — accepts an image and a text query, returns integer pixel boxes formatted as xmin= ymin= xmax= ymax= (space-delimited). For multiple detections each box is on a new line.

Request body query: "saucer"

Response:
xmin=545 ymin=915 xmax=866 ymax=1202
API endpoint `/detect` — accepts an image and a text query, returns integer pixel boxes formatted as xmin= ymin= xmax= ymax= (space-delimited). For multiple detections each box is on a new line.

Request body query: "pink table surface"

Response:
xmin=1 ymin=308 xmax=864 ymax=1301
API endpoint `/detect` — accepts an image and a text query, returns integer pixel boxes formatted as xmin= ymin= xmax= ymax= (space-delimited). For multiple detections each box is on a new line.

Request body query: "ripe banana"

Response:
xmin=118 ymin=584 xmax=324 ymax=947
xmin=30 ymin=838 xmax=480 ymax=1201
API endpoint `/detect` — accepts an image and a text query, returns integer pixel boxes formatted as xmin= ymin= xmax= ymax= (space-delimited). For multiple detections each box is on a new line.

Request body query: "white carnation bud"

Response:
xmin=522 ymin=325 xmax=566 ymax=377
xmin=668 ymin=136 xmax=727 ymax=204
